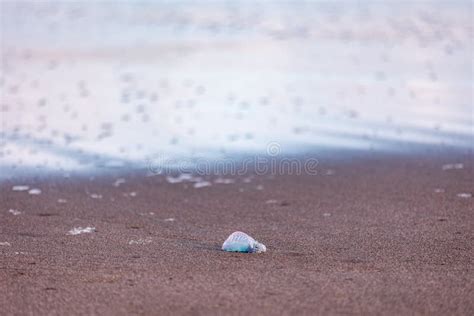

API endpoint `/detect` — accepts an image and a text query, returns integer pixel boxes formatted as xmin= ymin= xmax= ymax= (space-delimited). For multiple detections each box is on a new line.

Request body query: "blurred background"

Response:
xmin=1 ymin=1 xmax=472 ymax=177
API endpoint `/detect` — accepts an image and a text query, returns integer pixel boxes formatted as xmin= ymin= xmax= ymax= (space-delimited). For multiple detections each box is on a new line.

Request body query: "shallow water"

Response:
xmin=1 ymin=1 xmax=472 ymax=178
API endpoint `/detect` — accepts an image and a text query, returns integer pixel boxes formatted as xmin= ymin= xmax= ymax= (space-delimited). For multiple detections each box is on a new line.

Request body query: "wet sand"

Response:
xmin=0 ymin=152 xmax=473 ymax=315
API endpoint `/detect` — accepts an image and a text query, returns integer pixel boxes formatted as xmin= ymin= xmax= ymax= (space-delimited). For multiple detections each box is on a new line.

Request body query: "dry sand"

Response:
xmin=0 ymin=152 xmax=473 ymax=315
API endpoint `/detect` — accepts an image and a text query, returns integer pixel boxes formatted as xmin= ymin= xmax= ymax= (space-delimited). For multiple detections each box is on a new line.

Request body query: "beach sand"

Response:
xmin=0 ymin=152 xmax=473 ymax=315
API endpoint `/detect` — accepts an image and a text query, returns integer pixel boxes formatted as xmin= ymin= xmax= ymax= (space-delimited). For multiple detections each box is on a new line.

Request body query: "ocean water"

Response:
xmin=1 ymin=1 xmax=472 ymax=178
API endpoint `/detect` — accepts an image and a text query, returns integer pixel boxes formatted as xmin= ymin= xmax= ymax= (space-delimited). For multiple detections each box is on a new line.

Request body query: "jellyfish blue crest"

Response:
xmin=222 ymin=231 xmax=266 ymax=253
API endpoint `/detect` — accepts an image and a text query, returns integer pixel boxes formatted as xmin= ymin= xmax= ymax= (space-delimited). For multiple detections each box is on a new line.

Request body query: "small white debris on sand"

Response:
xmin=166 ymin=173 xmax=197 ymax=184
xmin=265 ymin=199 xmax=278 ymax=204
xmin=164 ymin=218 xmax=175 ymax=222
xmin=325 ymin=169 xmax=335 ymax=175
xmin=214 ymin=178 xmax=235 ymax=184
xmin=323 ymin=213 xmax=331 ymax=217
xmin=128 ymin=237 xmax=152 ymax=245
xmin=256 ymin=185 xmax=264 ymax=190
xmin=8 ymin=209 xmax=21 ymax=215
xmin=194 ymin=181 xmax=211 ymax=188
xmin=166 ymin=174 xmax=213 ymax=189
xmin=12 ymin=185 xmax=29 ymax=191
xmin=434 ymin=188 xmax=445 ymax=193
xmin=15 ymin=251 xmax=27 ymax=255
xmin=442 ymin=163 xmax=464 ymax=170
xmin=113 ymin=178 xmax=126 ymax=187
xmin=123 ymin=192 xmax=137 ymax=197
xmin=457 ymin=193 xmax=472 ymax=198
xmin=0 ymin=242 xmax=11 ymax=246
xmin=57 ymin=198 xmax=67 ymax=203
xmin=90 ymin=193 xmax=102 ymax=199
xmin=28 ymin=188 xmax=41 ymax=195
xmin=68 ymin=226 xmax=96 ymax=235
xmin=242 ymin=177 xmax=252 ymax=183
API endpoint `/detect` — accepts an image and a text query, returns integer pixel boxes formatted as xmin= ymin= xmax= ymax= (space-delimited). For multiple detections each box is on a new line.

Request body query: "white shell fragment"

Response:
xmin=113 ymin=178 xmax=126 ymax=187
xmin=442 ymin=163 xmax=464 ymax=170
xmin=193 ymin=181 xmax=211 ymax=188
xmin=214 ymin=178 xmax=235 ymax=184
xmin=12 ymin=185 xmax=29 ymax=191
xmin=222 ymin=231 xmax=266 ymax=253
xmin=68 ymin=226 xmax=96 ymax=235
xmin=28 ymin=188 xmax=42 ymax=195
xmin=8 ymin=209 xmax=21 ymax=215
